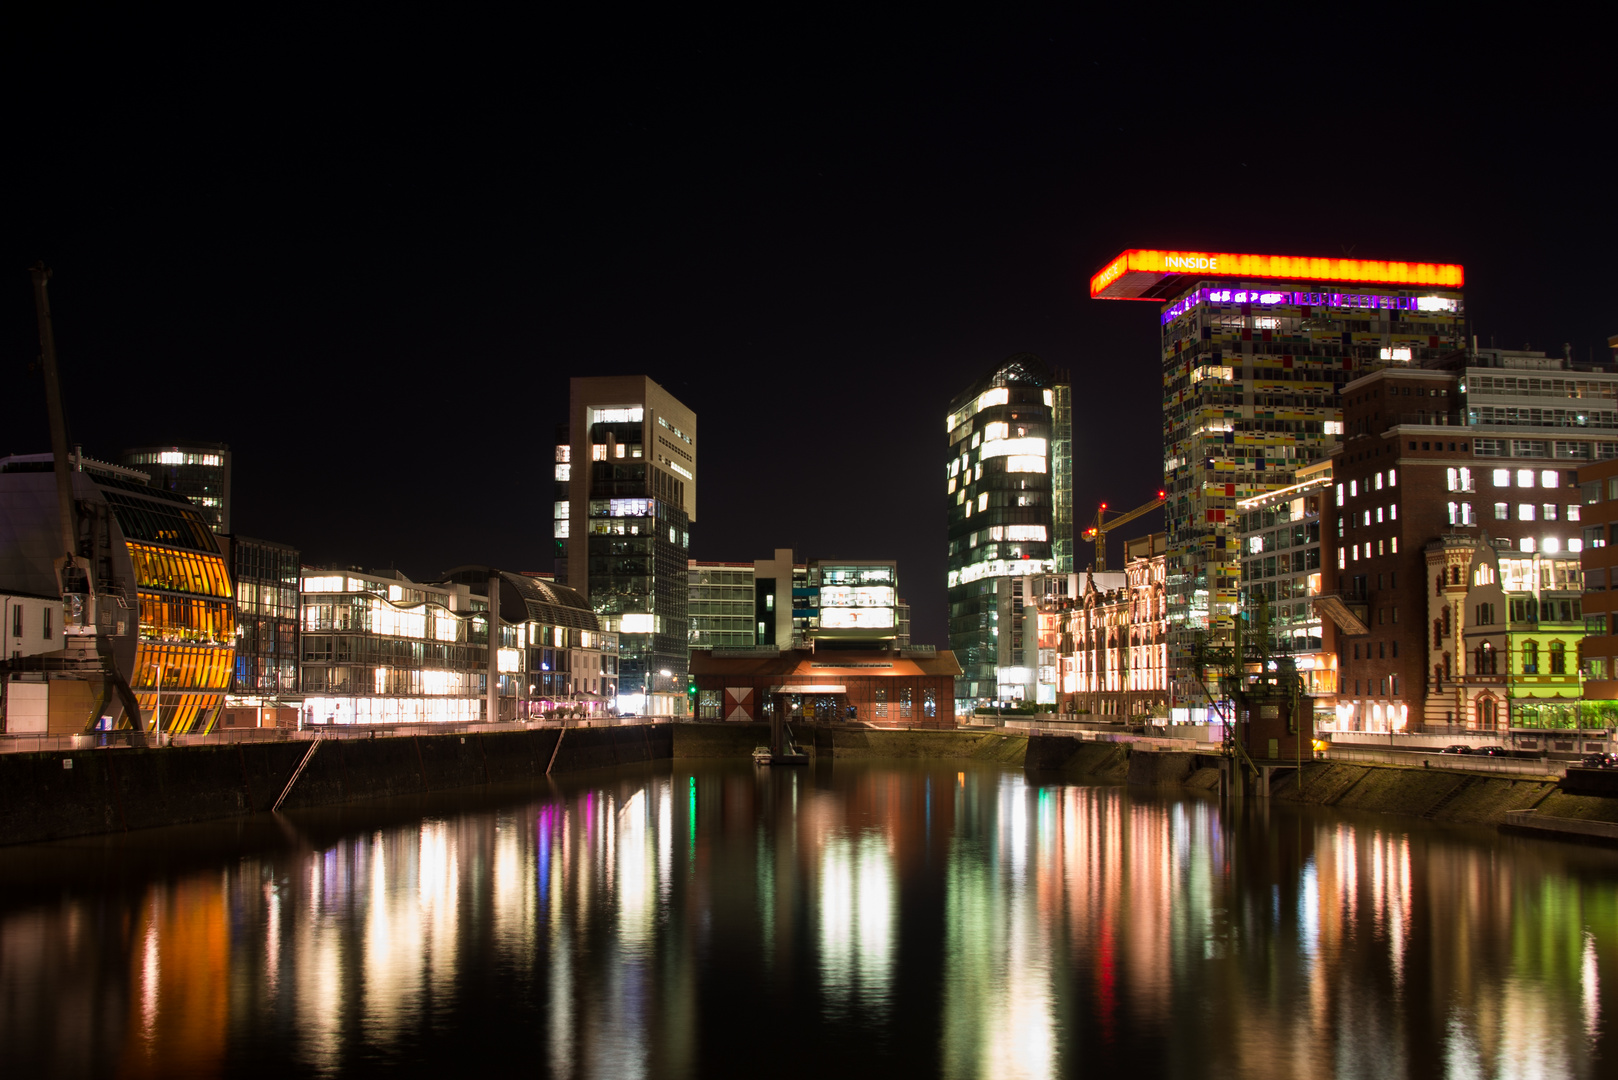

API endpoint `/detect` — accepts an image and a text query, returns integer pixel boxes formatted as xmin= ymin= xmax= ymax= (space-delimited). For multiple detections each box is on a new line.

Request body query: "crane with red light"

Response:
xmin=1081 ymin=491 xmax=1166 ymax=572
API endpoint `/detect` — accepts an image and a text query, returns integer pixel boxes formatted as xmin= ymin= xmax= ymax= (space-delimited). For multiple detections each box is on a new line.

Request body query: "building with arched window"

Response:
xmin=0 ymin=453 xmax=235 ymax=734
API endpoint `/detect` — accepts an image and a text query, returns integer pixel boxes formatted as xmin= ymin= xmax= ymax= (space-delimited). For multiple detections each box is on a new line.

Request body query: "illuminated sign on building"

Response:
xmin=1089 ymin=249 xmax=1465 ymax=301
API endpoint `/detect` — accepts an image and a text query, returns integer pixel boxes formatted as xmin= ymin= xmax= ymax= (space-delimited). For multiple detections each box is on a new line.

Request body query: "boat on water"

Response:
xmin=752 ymin=745 xmax=809 ymax=766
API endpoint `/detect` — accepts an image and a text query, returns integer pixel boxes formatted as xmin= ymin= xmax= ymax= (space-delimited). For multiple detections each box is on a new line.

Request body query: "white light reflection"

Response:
xmin=940 ymin=776 xmax=1055 ymax=1080
xmin=1584 ymin=930 xmax=1601 ymax=1039
xmin=818 ymin=832 xmax=895 ymax=1021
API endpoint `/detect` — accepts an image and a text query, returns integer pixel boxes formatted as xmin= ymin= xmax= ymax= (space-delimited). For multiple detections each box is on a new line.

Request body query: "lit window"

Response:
xmin=1336 ymin=483 xmax=1344 ymax=506
xmin=1543 ymin=537 xmax=1561 ymax=553
xmin=1520 ymin=537 xmax=1536 ymax=553
xmin=1389 ymin=504 xmax=1397 ymax=520
xmin=592 ymin=445 xmax=608 ymax=461
xmin=1517 ymin=469 xmax=1535 ymax=488
xmin=1493 ymin=469 xmax=1511 ymax=488
xmin=978 ymin=493 xmax=989 ymax=512
xmin=615 ymin=444 xmax=626 ymax=459
xmin=1391 ymin=537 xmax=1398 ymax=553
xmin=1494 ymin=503 xmax=1508 ymax=520
xmin=554 ymin=501 xmax=570 ymax=519
xmin=1542 ymin=470 xmax=1559 ymax=488
xmin=1350 ymin=480 xmax=1358 ymax=497
xmin=554 ymin=463 xmax=571 ymax=481
xmin=1570 ymin=539 xmax=1584 ymax=552
xmin=1388 ymin=468 xmax=1397 ymax=487
xmin=1375 ymin=473 xmax=1384 ymax=491
xmin=1569 ymin=505 xmax=1581 ymax=521
xmin=1543 ymin=504 xmax=1558 ymax=521
xmin=1448 ymin=502 xmax=1459 ymax=525
xmin=1376 ymin=507 xmax=1384 ymax=523
xmin=983 ymin=421 xmax=1009 ymax=441
xmin=1363 ymin=510 xmax=1371 ymax=526
xmin=1519 ymin=504 xmax=1535 ymax=521
xmin=1337 ymin=549 xmax=1346 ymax=569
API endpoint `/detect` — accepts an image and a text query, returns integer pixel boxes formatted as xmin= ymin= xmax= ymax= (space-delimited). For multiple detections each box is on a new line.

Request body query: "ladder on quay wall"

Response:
xmin=272 ymin=737 xmax=324 ymax=812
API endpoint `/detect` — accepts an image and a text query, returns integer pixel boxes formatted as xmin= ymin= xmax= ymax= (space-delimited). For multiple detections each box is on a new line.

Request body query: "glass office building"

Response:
xmin=223 ymin=536 xmax=300 ymax=695
xmin=945 ymin=354 xmax=1073 ymax=709
xmin=122 ymin=444 xmax=231 ymax=533
xmin=557 ymin=376 xmax=696 ymax=716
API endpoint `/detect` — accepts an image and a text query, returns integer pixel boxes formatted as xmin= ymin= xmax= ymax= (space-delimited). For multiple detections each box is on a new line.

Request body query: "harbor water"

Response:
xmin=1 ymin=760 xmax=1613 ymax=1078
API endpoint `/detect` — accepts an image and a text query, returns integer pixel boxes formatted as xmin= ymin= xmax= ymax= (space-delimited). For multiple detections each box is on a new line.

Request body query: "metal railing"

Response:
xmin=1323 ymin=745 xmax=1565 ymax=777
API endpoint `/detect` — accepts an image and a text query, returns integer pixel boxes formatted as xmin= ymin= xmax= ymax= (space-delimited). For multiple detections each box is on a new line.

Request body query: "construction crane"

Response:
xmin=1081 ymin=490 xmax=1165 ymax=572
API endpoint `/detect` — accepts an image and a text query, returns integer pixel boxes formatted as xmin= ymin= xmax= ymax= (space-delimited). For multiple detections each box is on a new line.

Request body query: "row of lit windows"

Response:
xmin=126 ymin=542 xmax=232 ymax=598
xmin=133 ymin=641 xmax=235 ymax=692
xmin=128 ymin=451 xmax=224 ymax=467
xmin=139 ymin=593 xmax=234 ymax=644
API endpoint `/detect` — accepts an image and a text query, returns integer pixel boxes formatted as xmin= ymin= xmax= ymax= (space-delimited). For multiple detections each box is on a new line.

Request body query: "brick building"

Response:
xmin=1576 ymin=458 xmax=1618 ymax=722
xmin=1325 ymin=350 xmax=1605 ymax=733
xmin=689 ymin=647 xmax=961 ymax=728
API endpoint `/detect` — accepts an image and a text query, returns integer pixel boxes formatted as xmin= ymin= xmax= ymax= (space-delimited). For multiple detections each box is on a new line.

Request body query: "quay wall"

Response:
xmin=6 ymin=724 xmax=1614 ymax=847
xmin=0 ymin=725 xmax=673 ymax=846
xmin=1023 ymin=733 xmax=1618 ymax=833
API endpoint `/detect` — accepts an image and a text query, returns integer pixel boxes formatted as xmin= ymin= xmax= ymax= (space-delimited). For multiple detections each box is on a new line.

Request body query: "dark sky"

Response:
xmin=7 ymin=13 xmax=1613 ymax=646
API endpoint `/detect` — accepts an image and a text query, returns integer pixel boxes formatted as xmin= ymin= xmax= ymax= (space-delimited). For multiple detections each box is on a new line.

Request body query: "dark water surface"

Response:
xmin=2 ymin=760 xmax=1614 ymax=1078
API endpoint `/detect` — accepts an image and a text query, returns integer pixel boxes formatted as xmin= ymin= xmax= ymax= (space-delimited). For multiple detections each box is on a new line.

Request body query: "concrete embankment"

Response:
xmin=674 ymin=722 xmax=1033 ymax=763
xmin=1023 ymin=732 xmax=1618 ymax=837
xmin=0 ymin=725 xmax=673 ymax=845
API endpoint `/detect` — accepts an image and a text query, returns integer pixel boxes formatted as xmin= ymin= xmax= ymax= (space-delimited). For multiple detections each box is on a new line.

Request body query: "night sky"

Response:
xmin=8 ymin=14 xmax=1612 ymax=647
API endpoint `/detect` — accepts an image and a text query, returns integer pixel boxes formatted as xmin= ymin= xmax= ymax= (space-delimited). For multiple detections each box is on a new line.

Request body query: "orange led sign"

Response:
xmin=1089 ymin=249 xmax=1464 ymax=300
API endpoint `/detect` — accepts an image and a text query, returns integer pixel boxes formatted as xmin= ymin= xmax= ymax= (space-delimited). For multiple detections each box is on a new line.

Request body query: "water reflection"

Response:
xmin=0 ymin=763 xmax=1613 ymax=1078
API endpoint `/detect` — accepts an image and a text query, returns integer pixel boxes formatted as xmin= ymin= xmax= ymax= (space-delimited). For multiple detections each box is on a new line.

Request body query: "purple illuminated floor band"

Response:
xmin=1160 ymin=288 xmax=1461 ymax=325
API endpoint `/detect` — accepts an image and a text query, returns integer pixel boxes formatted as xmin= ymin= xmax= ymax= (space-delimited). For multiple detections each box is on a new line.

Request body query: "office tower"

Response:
xmin=1326 ymin=347 xmax=1614 ymax=734
xmin=1090 ymin=249 xmax=1466 ymax=686
xmin=122 ymin=444 xmax=231 ymax=533
xmin=556 ymin=376 xmax=696 ymax=715
xmin=945 ymin=354 xmax=1073 ymax=708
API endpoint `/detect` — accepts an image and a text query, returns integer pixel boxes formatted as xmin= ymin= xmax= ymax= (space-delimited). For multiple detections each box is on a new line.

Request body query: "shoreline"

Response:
xmin=3 ymin=723 xmax=1615 ymax=847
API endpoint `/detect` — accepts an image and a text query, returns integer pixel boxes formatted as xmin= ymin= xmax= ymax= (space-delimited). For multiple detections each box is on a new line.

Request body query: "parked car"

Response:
xmin=1439 ymin=744 xmax=1473 ymax=755
xmin=1476 ymin=745 xmax=1508 ymax=756
xmin=1580 ymin=752 xmax=1615 ymax=769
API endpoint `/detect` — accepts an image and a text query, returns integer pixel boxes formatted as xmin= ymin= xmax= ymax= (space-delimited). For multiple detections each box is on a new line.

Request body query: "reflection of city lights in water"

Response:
xmin=617 ymin=789 xmax=654 ymax=953
xmin=1585 ymin=930 xmax=1601 ymax=1039
xmin=940 ymin=774 xmax=1055 ymax=1080
xmin=818 ymin=832 xmax=895 ymax=1020
xmin=2 ymin=764 xmax=1614 ymax=1077
xmin=139 ymin=920 xmax=158 ymax=1042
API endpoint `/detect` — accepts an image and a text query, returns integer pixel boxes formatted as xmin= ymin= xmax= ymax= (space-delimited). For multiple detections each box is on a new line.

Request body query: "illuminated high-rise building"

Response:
xmin=1090 ymin=249 xmax=1466 ymax=688
xmin=945 ymin=354 xmax=1072 ymax=708
xmin=121 ymin=443 xmax=231 ymax=533
xmin=555 ymin=376 xmax=696 ymax=715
